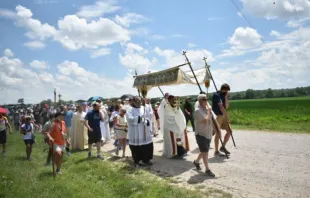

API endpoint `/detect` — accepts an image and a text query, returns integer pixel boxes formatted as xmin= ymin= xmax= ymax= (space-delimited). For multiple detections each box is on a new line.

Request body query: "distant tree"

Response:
xmin=245 ymin=89 xmax=255 ymax=99
xmin=266 ymin=88 xmax=274 ymax=98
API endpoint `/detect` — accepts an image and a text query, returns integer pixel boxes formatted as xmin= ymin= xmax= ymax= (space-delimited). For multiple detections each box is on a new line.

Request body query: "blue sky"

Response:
xmin=0 ymin=0 xmax=309 ymax=103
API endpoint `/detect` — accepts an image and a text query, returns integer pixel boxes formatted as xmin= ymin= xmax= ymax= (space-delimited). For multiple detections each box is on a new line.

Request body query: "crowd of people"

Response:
xmin=0 ymin=83 xmax=232 ymax=177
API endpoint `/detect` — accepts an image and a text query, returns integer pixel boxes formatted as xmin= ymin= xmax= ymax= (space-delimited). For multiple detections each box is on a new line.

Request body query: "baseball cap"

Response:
xmin=198 ymin=94 xmax=207 ymax=101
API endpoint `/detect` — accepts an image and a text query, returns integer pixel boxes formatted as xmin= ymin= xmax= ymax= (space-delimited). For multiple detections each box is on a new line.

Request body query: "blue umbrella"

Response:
xmin=87 ymin=96 xmax=104 ymax=102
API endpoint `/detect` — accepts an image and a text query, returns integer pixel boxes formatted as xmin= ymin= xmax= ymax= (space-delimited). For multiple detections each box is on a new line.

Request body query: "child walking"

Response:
xmin=114 ymin=108 xmax=128 ymax=158
xmin=21 ymin=116 xmax=35 ymax=161
xmin=47 ymin=112 xmax=67 ymax=175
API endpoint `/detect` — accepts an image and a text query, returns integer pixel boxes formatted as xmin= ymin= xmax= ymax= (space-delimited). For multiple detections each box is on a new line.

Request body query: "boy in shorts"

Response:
xmin=0 ymin=113 xmax=12 ymax=157
xmin=47 ymin=112 xmax=67 ymax=175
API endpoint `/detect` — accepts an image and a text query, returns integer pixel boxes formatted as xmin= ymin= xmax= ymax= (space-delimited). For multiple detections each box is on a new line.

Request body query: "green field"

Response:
xmin=227 ymin=96 xmax=310 ymax=133
xmin=0 ymin=134 xmax=231 ymax=198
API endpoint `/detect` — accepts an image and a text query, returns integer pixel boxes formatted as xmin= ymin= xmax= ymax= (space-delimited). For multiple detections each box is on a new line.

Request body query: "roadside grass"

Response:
xmin=0 ymin=134 xmax=231 ymax=198
xmin=228 ymin=97 xmax=310 ymax=133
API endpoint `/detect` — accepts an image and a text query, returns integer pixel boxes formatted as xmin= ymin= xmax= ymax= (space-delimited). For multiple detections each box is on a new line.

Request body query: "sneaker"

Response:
xmin=220 ymin=146 xmax=230 ymax=155
xmin=56 ymin=170 xmax=62 ymax=175
xmin=27 ymin=157 xmax=32 ymax=161
xmin=2 ymin=151 xmax=6 ymax=157
xmin=97 ymin=154 xmax=104 ymax=160
xmin=115 ymin=149 xmax=119 ymax=156
xmin=67 ymin=152 xmax=72 ymax=157
xmin=214 ymin=151 xmax=226 ymax=157
xmin=88 ymin=152 xmax=91 ymax=158
xmin=205 ymin=169 xmax=215 ymax=177
xmin=193 ymin=160 xmax=202 ymax=170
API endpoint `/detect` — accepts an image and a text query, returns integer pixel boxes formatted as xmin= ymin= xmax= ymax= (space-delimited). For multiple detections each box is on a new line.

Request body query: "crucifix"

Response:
xmin=58 ymin=94 xmax=62 ymax=104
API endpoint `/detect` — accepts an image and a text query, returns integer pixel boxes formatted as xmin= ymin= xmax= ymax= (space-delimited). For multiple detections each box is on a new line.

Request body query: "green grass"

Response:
xmin=0 ymin=134 xmax=231 ymax=198
xmin=228 ymin=96 xmax=310 ymax=133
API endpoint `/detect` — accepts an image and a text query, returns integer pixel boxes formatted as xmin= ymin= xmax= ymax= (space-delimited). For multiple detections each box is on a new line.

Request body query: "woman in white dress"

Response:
xmin=114 ymin=108 xmax=128 ymax=157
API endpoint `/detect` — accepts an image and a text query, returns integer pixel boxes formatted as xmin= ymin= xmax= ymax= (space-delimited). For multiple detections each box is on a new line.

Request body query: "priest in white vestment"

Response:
xmin=71 ymin=105 xmax=88 ymax=150
xmin=159 ymin=95 xmax=190 ymax=159
xmin=127 ymin=96 xmax=153 ymax=167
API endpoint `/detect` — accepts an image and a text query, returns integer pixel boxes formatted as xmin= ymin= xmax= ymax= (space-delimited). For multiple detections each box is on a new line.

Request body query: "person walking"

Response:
xmin=84 ymin=102 xmax=105 ymax=159
xmin=184 ymin=97 xmax=195 ymax=132
xmin=193 ymin=94 xmax=215 ymax=177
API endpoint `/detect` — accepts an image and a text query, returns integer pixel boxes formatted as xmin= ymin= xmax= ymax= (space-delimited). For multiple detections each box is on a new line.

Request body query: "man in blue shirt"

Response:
xmin=84 ymin=102 xmax=105 ymax=159
xmin=63 ymin=106 xmax=73 ymax=156
xmin=212 ymin=83 xmax=231 ymax=157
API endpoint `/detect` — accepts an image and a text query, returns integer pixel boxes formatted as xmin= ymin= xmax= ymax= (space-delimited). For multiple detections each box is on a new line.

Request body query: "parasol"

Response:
xmin=87 ymin=96 xmax=104 ymax=102
xmin=0 ymin=107 xmax=9 ymax=115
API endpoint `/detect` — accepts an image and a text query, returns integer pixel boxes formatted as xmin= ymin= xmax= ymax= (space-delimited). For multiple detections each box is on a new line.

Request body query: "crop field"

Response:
xmin=227 ymin=96 xmax=310 ymax=133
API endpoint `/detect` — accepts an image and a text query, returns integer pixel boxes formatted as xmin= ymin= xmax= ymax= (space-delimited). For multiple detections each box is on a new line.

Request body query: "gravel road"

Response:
xmin=102 ymin=129 xmax=310 ymax=198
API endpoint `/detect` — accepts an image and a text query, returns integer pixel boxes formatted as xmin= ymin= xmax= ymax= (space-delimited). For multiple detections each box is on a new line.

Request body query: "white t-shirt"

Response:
xmin=21 ymin=123 xmax=34 ymax=140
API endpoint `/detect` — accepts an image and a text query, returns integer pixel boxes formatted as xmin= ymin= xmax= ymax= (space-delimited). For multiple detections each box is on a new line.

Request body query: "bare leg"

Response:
xmin=96 ymin=142 xmax=101 ymax=155
xmin=55 ymin=151 xmax=62 ymax=170
xmin=26 ymin=144 xmax=31 ymax=159
xmin=195 ymin=153 xmax=203 ymax=163
xmin=88 ymin=144 xmax=92 ymax=153
xmin=223 ymin=130 xmax=231 ymax=146
xmin=121 ymin=139 xmax=126 ymax=157
xmin=2 ymin=143 xmax=5 ymax=152
xmin=214 ymin=132 xmax=220 ymax=152
xmin=202 ymin=152 xmax=209 ymax=170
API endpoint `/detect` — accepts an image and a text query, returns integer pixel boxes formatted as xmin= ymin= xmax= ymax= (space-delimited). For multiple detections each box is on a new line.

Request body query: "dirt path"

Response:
xmin=102 ymin=129 xmax=310 ymax=198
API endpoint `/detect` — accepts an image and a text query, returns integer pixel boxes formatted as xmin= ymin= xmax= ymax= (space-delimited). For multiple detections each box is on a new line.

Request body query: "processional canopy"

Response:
xmin=133 ymin=64 xmax=211 ymax=91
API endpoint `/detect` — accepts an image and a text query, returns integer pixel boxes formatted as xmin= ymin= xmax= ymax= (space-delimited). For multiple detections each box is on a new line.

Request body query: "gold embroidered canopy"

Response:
xmin=133 ymin=64 xmax=211 ymax=90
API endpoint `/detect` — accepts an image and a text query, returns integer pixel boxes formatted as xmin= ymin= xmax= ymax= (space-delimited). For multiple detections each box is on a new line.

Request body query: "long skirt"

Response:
xmin=129 ymin=142 xmax=154 ymax=164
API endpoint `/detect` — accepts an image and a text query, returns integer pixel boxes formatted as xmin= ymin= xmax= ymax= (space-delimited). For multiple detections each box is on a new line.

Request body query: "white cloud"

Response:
xmin=1 ymin=5 xmax=130 ymax=53
xmin=218 ymin=27 xmax=263 ymax=57
xmin=240 ymin=0 xmax=310 ymax=20
xmin=4 ymin=49 xmax=14 ymax=57
xmin=55 ymin=15 xmax=130 ymax=50
xmin=188 ymin=43 xmax=196 ymax=48
xmin=154 ymin=47 xmax=214 ymax=69
xmin=269 ymin=30 xmax=281 ymax=37
xmin=30 ymin=60 xmax=49 ymax=69
xmin=76 ymin=0 xmax=119 ymax=19
xmin=90 ymin=48 xmax=111 ymax=58
xmin=229 ymin=27 xmax=262 ymax=49
xmin=114 ymin=13 xmax=149 ymax=27
xmin=119 ymin=43 xmax=157 ymax=74
xmin=24 ymin=40 xmax=46 ymax=49
xmin=0 ymin=8 xmax=16 ymax=20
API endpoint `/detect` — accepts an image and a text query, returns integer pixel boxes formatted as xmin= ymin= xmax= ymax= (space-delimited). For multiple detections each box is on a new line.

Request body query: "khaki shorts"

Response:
xmin=216 ymin=115 xmax=229 ymax=131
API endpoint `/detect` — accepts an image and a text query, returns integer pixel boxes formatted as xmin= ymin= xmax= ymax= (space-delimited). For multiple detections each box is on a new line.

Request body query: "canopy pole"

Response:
xmin=203 ymin=57 xmax=236 ymax=148
xmin=135 ymin=70 xmax=141 ymax=98
xmin=158 ymin=86 xmax=164 ymax=96
xmin=182 ymin=51 xmax=202 ymax=92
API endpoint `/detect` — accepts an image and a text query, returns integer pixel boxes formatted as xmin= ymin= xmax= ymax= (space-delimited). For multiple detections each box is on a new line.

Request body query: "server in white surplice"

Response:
xmin=126 ymin=96 xmax=153 ymax=167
